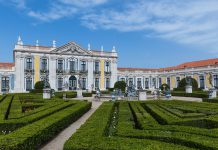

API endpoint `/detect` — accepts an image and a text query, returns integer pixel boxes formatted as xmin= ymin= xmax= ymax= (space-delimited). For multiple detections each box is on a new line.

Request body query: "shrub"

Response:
xmin=82 ymin=92 xmax=92 ymax=97
xmin=202 ymin=98 xmax=218 ymax=103
xmin=55 ymin=92 xmax=77 ymax=99
xmin=34 ymin=81 xmax=44 ymax=90
xmin=160 ymin=83 xmax=170 ymax=91
xmin=171 ymin=91 xmax=208 ymax=98
xmin=114 ymin=81 xmax=126 ymax=92
xmin=178 ymin=78 xmax=198 ymax=90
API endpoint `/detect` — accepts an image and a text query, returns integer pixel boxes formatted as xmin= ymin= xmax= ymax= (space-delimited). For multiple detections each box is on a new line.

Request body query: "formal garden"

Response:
xmin=64 ymin=100 xmax=218 ymax=150
xmin=0 ymin=93 xmax=91 ymax=149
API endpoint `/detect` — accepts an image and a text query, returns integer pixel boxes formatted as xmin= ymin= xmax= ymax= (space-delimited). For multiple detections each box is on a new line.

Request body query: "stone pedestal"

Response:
xmin=138 ymin=90 xmax=147 ymax=101
xmin=209 ymin=88 xmax=217 ymax=99
xmin=185 ymin=86 xmax=192 ymax=93
xmin=77 ymin=90 xmax=83 ymax=98
xmin=43 ymin=88 xmax=51 ymax=99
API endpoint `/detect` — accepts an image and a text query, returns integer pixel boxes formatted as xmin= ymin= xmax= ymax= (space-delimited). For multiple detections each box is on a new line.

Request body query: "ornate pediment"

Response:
xmin=50 ymin=41 xmax=92 ymax=55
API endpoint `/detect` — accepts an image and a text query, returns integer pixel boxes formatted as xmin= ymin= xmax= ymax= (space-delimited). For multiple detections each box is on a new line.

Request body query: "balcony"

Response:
xmin=40 ymin=69 xmax=49 ymax=74
xmin=104 ymin=71 xmax=111 ymax=76
xmin=56 ymin=69 xmax=64 ymax=74
xmin=94 ymin=70 xmax=101 ymax=75
xmin=79 ymin=70 xmax=88 ymax=74
xmin=24 ymin=69 xmax=34 ymax=74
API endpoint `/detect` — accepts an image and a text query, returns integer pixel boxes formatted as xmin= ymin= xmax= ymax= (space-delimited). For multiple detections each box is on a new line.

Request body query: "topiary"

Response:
xmin=34 ymin=81 xmax=44 ymax=90
xmin=114 ymin=81 xmax=126 ymax=92
xmin=178 ymin=78 xmax=198 ymax=90
xmin=160 ymin=83 xmax=170 ymax=91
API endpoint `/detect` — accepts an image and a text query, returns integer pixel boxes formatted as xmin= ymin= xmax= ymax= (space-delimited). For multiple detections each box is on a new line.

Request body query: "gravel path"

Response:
xmin=40 ymin=100 xmax=103 ymax=150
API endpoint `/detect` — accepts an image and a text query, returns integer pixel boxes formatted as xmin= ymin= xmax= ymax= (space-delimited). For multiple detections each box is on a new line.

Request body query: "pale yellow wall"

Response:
xmin=170 ymin=76 xmax=175 ymax=88
xmin=100 ymin=59 xmax=105 ymax=89
xmin=34 ymin=56 xmax=40 ymax=84
xmin=161 ymin=77 xmax=166 ymax=84
xmin=193 ymin=74 xmax=198 ymax=82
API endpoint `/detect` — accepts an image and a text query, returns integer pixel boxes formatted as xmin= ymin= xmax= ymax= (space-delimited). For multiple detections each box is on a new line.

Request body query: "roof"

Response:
xmin=0 ymin=62 xmax=15 ymax=69
xmin=118 ymin=58 xmax=218 ymax=72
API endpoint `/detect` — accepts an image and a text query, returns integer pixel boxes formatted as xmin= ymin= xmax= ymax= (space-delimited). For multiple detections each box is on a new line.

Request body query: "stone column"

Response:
xmin=111 ymin=59 xmax=117 ymax=89
xmin=88 ymin=59 xmax=94 ymax=92
xmin=49 ymin=56 xmax=57 ymax=91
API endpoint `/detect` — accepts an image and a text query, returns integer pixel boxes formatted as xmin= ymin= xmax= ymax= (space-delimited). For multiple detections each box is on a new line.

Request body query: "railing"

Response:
xmin=24 ymin=69 xmax=34 ymax=74
xmin=79 ymin=70 xmax=88 ymax=74
xmin=105 ymin=71 xmax=111 ymax=75
xmin=94 ymin=71 xmax=101 ymax=74
xmin=40 ymin=69 xmax=49 ymax=74
xmin=56 ymin=69 xmax=64 ymax=74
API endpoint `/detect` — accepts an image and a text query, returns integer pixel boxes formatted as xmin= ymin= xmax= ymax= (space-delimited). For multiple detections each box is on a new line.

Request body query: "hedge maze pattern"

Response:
xmin=65 ymin=100 xmax=218 ymax=150
xmin=0 ymin=94 xmax=91 ymax=150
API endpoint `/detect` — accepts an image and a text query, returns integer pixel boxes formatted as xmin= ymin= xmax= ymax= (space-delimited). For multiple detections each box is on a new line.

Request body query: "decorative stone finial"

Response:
xmin=101 ymin=45 xmax=104 ymax=51
xmin=53 ymin=40 xmax=56 ymax=48
xmin=112 ymin=46 xmax=116 ymax=52
xmin=17 ymin=35 xmax=23 ymax=45
xmin=88 ymin=43 xmax=91 ymax=51
xmin=36 ymin=40 xmax=39 ymax=46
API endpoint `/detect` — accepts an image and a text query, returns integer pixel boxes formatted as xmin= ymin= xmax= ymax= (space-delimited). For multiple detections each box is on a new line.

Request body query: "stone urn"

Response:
xmin=138 ymin=90 xmax=147 ymax=101
xmin=185 ymin=85 xmax=192 ymax=93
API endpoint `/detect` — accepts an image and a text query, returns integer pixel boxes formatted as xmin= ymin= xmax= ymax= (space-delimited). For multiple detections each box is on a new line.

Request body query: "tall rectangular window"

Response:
xmin=26 ymin=77 xmax=32 ymax=91
xmin=214 ymin=75 xmax=218 ymax=88
xmin=58 ymin=78 xmax=63 ymax=90
xmin=199 ymin=75 xmax=205 ymax=89
xmin=58 ymin=60 xmax=63 ymax=70
xmin=70 ymin=61 xmax=75 ymax=72
xmin=95 ymin=61 xmax=99 ymax=72
xmin=81 ymin=61 xmax=86 ymax=71
xmin=176 ymin=77 xmax=180 ymax=87
xmin=145 ymin=78 xmax=149 ymax=89
xmin=82 ymin=78 xmax=86 ymax=90
xmin=137 ymin=78 xmax=142 ymax=89
xmin=152 ymin=78 xmax=156 ymax=88
xmin=41 ymin=58 xmax=47 ymax=70
xmin=105 ymin=61 xmax=110 ymax=72
xmin=159 ymin=78 xmax=162 ymax=88
xmin=167 ymin=77 xmax=171 ymax=87
xmin=1 ymin=77 xmax=9 ymax=92
xmin=106 ymin=78 xmax=110 ymax=89
xmin=26 ymin=58 xmax=32 ymax=70
xmin=95 ymin=78 xmax=99 ymax=89
xmin=129 ymin=78 xmax=133 ymax=86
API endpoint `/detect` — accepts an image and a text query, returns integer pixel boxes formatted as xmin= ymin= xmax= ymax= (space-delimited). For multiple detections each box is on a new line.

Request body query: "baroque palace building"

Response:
xmin=0 ymin=37 xmax=218 ymax=93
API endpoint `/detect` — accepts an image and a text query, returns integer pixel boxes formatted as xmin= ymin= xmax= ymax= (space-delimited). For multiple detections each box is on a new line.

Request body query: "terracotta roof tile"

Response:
xmin=0 ymin=62 xmax=15 ymax=69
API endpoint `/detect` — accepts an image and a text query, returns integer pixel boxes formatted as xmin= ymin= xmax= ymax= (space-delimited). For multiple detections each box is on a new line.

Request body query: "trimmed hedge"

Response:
xmin=203 ymin=98 xmax=218 ymax=103
xmin=171 ymin=91 xmax=208 ymax=98
xmin=55 ymin=92 xmax=77 ymax=98
xmin=82 ymin=92 xmax=92 ymax=97
xmin=0 ymin=101 xmax=91 ymax=150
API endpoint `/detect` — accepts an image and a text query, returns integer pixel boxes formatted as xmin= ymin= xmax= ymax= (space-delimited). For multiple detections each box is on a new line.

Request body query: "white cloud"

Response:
xmin=0 ymin=0 xmax=26 ymax=9
xmin=27 ymin=0 xmax=108 ymax=21
xmin=82 ymin=0 xmax=218 ymax=51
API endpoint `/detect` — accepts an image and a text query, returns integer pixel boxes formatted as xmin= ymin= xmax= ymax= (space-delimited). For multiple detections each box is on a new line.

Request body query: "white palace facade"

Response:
xmin=1 ymin=37 xmax=218 ymax=93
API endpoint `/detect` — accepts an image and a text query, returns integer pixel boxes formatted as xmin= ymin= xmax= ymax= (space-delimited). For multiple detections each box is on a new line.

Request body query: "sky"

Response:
xmin=0 ymin=0 xmax=218 ymax=68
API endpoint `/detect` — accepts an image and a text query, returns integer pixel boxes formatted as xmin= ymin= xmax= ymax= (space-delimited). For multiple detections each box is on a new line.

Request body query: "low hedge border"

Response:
xmin=0 ymin=101 xmax=91 ymax=150
xmin=203 ymin=98 xmax=218 ymax=103
xmin=171 ymin=92 xmax=208 ymax=98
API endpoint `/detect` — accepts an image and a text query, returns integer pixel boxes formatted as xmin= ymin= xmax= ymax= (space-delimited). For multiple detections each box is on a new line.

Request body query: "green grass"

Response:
xmin=65 ymin=100 xmax=218 ymax=150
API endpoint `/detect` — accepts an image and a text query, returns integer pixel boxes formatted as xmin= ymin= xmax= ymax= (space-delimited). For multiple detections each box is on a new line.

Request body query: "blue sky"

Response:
xmin=0 ymin=0 xmax=218 ymax=68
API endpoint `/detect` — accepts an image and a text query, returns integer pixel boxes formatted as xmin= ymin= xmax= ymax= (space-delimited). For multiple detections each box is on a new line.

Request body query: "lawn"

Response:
xmin=65 ymin=100 xmax=218 ymax=150
xmin=0 ymin=93 xmax=91 ymax=149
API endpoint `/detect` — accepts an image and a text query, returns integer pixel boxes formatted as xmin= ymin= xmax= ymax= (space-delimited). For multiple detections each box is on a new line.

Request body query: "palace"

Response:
xmin=0 ymin=37 xmax=218 ymax=93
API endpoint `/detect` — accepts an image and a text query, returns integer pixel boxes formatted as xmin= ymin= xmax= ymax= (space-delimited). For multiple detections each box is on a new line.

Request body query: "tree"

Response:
xmin=178 ymin=78 xmax=198 ymax=90
xmin=34 ymin=81 xmax=44 ymax=90
xmin=160 ymin=83 xmax=170 ymax=91
xmin=114 ymin=81 xmax=126 ymax=92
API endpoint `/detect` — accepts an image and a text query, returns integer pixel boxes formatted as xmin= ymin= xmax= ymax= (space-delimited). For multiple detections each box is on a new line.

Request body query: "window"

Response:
xmin=58 ymin=60 xmax=63 ymax=70
xmin=199 ymin=75 xmax=205 ymax=89
xmin=95 ymin=78 xmax=99 ymax=89
xmin=159 ymin=78 xmax=162 ymax=88
xmin=167 ymin=77 xmax=171 ymax=87
xmin=82 ymin=78 xmax=86 ymax=90
xmin=95 ymin=61 xmax=99 ymax=72
xmin=152 ymin=78 xmax=156 ymax=88
xmin=81 ymin=61 xmax=86 ymax=71
xmin=26 ymin=58 xmax=32 ymax=70
xmin=41 ymin=58 xmax=47 ymax=70
xmin=105 ymin=61 xmax=110 ymax=72
xmin=214 ymin=75 xmax=218 ymax=88
xmin=106 ymin=78 xmax=110 ymax=89
xmin=145 ymin=78 xmax=149 ymax=89
xmin=129 ymin=78 xmax=133 ymax=86
xmin=176 ymin=77 xmax=180 ymax=87
xmin=26 ymin=77 xmax=32 ymax=91
xmin=70 ymin=61 xmax=76 ymax=72
xmin=1 ymin=77 xmax=9 ymax=92
xmin=137 ymin=78 xmax=142 ymax=89
xmin=58 ymin=78 xmax=63 ymax=90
